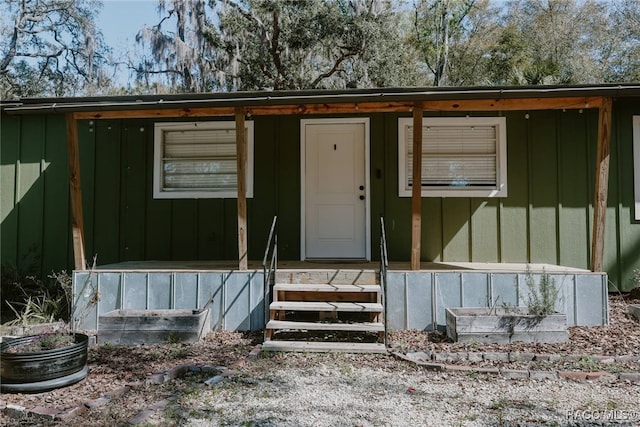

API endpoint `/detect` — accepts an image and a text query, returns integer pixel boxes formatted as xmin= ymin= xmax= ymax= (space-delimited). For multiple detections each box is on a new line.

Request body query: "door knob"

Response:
xmin=359 ymin=185 xmax=364 ymax=190
xmin=359 ymin=195 xmax=365 ymax=200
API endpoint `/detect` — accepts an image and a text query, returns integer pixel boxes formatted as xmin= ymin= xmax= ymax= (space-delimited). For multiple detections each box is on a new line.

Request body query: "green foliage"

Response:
xmin=1 ymin=265 xmax=73 ymax=326
xmin=0 ymin=0 xmax=112 ymax=98
xmin=411 ymin=0 xmax=480 ymax=86
xmin=576 ymin=355 xmax=600 ymax=371
xmin=3 ymin=0 xmax=640 ymax=96
xmin=5 ymin=333 xmax=75 ymax=353
xmin=168 ymin=346 xmax=190 ymax=359
xmin=410 ymin=0 xmax=640 ymax=87
xmin=166 ymin=332 xmax=183 ymax=344
xmin=525 ymin=268 xmax=559 ymax=316
xmin=133 ymin=0 xmax=220 ymax=92
xmin=37 ymin=333 xmax=75 ymax=350
xmin=6 ymin=297 xmax=59 ymax=326
xmin=134 ymin=0 xmax=426 ymax=92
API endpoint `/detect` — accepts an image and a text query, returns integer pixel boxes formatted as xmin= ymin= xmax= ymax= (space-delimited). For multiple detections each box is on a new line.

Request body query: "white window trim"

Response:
xmin=398 ymin=116 xmax=508 ymax=197
xmin=153 ymin=121 xmax=254 ymax=199
xmin=633 ymin=116 xmax=640 ymax=220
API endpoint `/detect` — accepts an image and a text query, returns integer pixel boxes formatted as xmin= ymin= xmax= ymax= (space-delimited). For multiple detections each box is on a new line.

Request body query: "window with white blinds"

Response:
xmin=153 ymin=121 xmax=254 ymax=199
xmin=398 ymin=117 xmax=507 ymax=197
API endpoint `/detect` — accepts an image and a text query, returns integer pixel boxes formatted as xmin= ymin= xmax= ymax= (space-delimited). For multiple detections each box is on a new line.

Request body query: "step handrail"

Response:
xmin=262 ymin=216 xmax=278 ymax=335
xmin=379 ymin=216 xmax=389 ymax=348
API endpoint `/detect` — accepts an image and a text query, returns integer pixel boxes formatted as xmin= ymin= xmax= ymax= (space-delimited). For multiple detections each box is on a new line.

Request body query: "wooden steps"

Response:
xmin=266 ymin=320 xmax=384 ymax=332
xmin=263 ymin=269 xmax=386 ymax=353
xmin=273 ymin=283 xmax=381 ymax=292
xmin=276 ymin=270 xmax=377 ymax=286
xmin=262 ymin=341 xmax=387 ymax=353
xmin=269 ymin=301 xmax=383 ymax=312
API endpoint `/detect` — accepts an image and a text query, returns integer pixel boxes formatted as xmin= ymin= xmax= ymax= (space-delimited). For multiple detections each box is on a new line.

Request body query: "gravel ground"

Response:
xmin=1 ymin=295 xmax=639 ymax=426
xmin=171 ymin=353 xmax=640 ymax=427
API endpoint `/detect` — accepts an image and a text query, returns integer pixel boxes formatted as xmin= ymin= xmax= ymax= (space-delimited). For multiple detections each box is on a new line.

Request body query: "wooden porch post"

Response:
xmin=65 ymin=113 xmax=87 ymax=270
xmin=591 ymin=97 xmax=613 ymax=272
xmin=411 ymin=103 xmax=424 ymax=270
xmin=235 ymin=107 xmax=248 ymax=270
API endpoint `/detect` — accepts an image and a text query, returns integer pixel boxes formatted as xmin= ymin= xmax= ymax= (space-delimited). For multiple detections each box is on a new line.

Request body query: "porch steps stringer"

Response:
xmin=264 ymin=269 xmax=386 ymax=354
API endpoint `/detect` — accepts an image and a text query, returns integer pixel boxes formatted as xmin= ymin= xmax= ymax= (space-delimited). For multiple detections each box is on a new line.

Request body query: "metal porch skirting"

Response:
xmin=73 ymin=269 xmax=608 ymax=333
xmin=385 ymin=271 xmax=608 ymax=330
xmin=73 ymin=271 xmax=265 ymax=332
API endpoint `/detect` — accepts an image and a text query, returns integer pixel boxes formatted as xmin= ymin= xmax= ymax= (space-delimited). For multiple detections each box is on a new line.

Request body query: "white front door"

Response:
xmin=301 ymin=119 xmax=370 ymax=260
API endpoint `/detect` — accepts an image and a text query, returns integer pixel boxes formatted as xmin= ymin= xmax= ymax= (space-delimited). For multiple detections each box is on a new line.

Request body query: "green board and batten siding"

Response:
xmin=611 ymin=99 xmax=640 ymax=291
xmin=1 ymin=114 xmax=73 ymax=276
xmin=77 ymin=116 xmax=300 ymax=264
xmin=1 ymin=103 xmax=640 ymax=290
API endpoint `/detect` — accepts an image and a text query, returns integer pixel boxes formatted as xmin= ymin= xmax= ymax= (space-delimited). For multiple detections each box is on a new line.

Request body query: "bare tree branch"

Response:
xmin=0 ymin=2 xmax=24 ymax=72
xmin=309 ymin=51 xmax=357 ymax=88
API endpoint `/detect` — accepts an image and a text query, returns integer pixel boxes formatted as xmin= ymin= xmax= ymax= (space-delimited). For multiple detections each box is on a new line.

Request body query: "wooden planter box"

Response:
xmin=629 ymin=305 xmax=640 ymax=322
xmin=445 ymin=307 xmax=568 ymax=344
xmin=98 ymin=309 xmax=210 ymax=345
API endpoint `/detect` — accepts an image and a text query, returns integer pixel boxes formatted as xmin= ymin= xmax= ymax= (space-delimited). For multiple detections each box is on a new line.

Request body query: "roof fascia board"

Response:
xmin=66 ymin=96 xmax=604 ymax=120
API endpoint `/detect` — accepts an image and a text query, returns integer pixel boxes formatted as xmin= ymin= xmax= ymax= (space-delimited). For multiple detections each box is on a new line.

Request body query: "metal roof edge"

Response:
xmin=3 ymin=84 xmax=640 ymax=115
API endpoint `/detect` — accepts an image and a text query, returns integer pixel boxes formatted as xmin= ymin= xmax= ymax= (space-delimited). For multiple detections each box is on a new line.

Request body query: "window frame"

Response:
xmin=398 ymin=116 xmax=508 ymax=198
xmin=153 ymin=120 xmax=254 ymax=199
xmin=633 ymin=116 xmax=640 ymax=220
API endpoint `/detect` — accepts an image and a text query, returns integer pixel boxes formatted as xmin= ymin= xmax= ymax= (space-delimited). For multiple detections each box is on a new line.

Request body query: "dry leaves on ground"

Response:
xmin=0 ymin=295 xmax=638 ymax=426
xmin=390 ymin=294 xmax=640 ymax=370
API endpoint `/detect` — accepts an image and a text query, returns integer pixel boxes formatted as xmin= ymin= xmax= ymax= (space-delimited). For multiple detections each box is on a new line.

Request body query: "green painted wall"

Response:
xmin=1 ymin=114 xmax=72 ymax=277
xmin=71 ymin=116 xmax=302 ymax=263
xmin=2 ymin=100 xmax=640 ymax=290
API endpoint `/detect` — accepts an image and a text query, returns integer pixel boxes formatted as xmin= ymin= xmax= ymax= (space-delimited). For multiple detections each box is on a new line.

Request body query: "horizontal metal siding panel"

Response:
xmin=123 ymin=273 xmax=147 ymax=310
xmin=386 ymin=273 xmax=407 ymax=330
xmin=550 ymin=274 xmax=574 ymax=316
xmin=565 ymin=275 xmax=577 ymax=326
xmin=174 ymin=273 xmax=199 ymax=309
xmin=462 ymin=273 xmax=490 ymax=307
xmin=199 ymin=274 xmax=224 ymax=330
xmin=224 ymin=273 xmax=250 ymax=331
xmin=148 ymin=273 xmax=172 ymax=309
xmin=224 ymin=272 xmax=265 ymax=331
xmin=434 ymin=273 xmax=462 ymax=327
xmin=73 ymin=271 xmax=264 ymax=333
xmin=576 ymin=274 xmax=609 ymax=326
xmin=250 ymin=274 xmax=265 ymax=331
xmin=405 ymin=272 xmax=432 ymax=330
xmin=492 ymin=274 xmax=519 ymax=307
xmin=384 ymin=271 xmax=607 ymax=330
xmin=97 ymin=273 xmax=122 ymax=320
xmin=73 ymin=272 xmax=98 ymax=330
